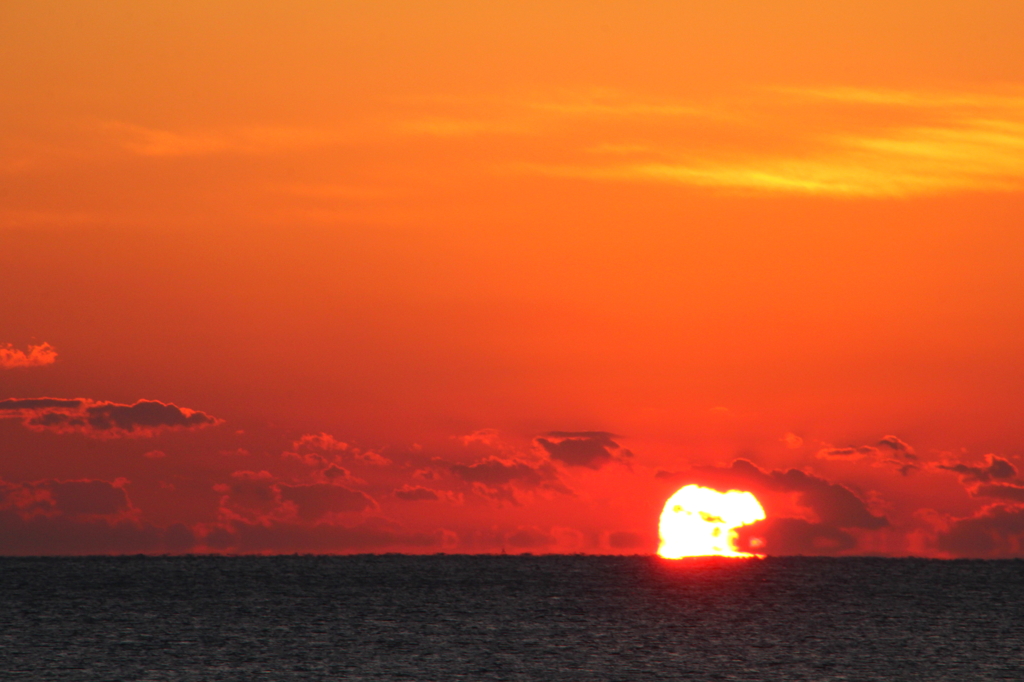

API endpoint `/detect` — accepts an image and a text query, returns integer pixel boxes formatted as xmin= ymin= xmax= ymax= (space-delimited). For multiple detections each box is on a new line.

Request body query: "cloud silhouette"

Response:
xmin=216 ymin=470 xmax=374 ymax=524
xmin=658 ymin=458 xmax=887 ymax=555
xmin=0 ymin=476 xmax=201 ymax=555
xmin=535 ymin=431 xmax=628 ymax=468
xmin=0 ymin=511 xmax=188 ymax=555
xmin=936 ymin=505 xmax=1024 ymax=557
xmin=277 ymin=483 xmax=375 ymax=521
xmin=450 ymin=458 xmax=551 ymax=487
xmin=816 ymin=436 xmax=918 ymax=474
xmin=0 ymin=397 xmax=220 ymax=437
xmin=877 ymin=435 xmax=917 ymax=459
xmin=973 ymin=483 xmax=1024 ymax=503
xmin=0 ymin=476 xmax=134 ymax=520
xmin=817 ymin=445 xmax=877 ymax=460
xmin=47 ymin=479 xmax=132 ymax=517
xmin=736 ymin=518 xmax=857 ymax=555
xmin=938 ymin=454 xmax=1017 ymax=483
xmin=447 ymin=456 xmax=569 ymax=504
xmin=689 ymin=459 xmax=889 ymax=530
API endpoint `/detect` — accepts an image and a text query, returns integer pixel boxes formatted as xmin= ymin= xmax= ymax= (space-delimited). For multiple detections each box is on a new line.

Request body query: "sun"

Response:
xmin=657 ymin=484 xmax=766 ymax=558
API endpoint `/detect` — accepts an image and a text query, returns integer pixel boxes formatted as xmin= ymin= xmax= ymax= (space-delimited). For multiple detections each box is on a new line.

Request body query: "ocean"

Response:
xmin=1 ymin=555 xmax=1021 ymax=680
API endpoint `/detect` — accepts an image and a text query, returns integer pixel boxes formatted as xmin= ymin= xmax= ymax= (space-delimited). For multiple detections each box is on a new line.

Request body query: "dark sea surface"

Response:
xmin=1 ymin=555 xmax=1022 ymax=681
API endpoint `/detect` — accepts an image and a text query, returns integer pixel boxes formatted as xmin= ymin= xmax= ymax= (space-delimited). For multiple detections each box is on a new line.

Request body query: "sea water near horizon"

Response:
xmin=1 ymin=555 xmax=1021 ymax=681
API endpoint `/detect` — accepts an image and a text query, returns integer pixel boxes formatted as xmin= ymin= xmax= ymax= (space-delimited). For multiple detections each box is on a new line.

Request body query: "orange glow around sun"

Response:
xmin=657 ymin=485 xmax=767 ymax=559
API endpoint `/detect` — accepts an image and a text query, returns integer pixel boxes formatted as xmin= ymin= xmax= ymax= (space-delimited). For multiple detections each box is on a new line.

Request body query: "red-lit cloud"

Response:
xmin=283 ymin=432 xmax=391 ymax=471
xmin=394 ymin=485 xmax=459 ymax=502
xmin=0 ymin=343 xmax=57 ymax=369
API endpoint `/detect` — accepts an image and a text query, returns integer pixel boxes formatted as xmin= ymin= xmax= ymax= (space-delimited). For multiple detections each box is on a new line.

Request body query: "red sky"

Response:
xmin=3 ymin=1 xmax=1024 ymax=556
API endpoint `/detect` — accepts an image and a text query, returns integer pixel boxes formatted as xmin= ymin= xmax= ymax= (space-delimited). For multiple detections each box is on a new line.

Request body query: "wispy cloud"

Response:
xmin=9 ymin=85 xmax=1023 ymax=211
xmin=516 ymin=86 xmax=1024 ymax=197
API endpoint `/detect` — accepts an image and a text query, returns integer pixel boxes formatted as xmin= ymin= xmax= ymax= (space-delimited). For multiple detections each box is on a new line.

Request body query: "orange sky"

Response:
xmin=2 ymin=1 xmax=1024 ymax=556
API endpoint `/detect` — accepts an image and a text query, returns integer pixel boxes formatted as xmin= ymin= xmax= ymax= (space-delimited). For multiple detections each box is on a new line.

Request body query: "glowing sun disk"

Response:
xmin=658 ymin=485 xmax=766 ymax=559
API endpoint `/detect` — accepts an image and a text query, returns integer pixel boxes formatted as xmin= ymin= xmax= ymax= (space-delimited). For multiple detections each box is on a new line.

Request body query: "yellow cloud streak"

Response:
xmin=525 ymin=89 xmax=1024 ymax=197
xmin=79 ymin=87 xmax=1024 ymax=197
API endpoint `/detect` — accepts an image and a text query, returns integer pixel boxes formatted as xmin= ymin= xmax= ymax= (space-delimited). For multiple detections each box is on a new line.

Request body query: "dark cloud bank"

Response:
xmin=658 ymin=459 xmax=888 ymax=555
xmin=535 ymin=431 xmax=629 ymax=469
xmin=0 ymin=398 xmax=220 ymax=437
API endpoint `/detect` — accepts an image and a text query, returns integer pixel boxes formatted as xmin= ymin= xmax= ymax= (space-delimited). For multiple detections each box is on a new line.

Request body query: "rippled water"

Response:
xmin=1 ymin=555 xmax=1022 ymax=680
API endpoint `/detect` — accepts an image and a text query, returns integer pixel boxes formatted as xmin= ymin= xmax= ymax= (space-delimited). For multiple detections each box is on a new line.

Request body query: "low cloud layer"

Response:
xmin=659 ymin=459 xmax=888 ymax=555
xmin=737 ymin=518 xmax=858 ymax=555
xmin=216 ymin=470 xmax=375 ymax=525
xmin=2 ymin=412 xmax=1023 ymax=556
xmin=0 ymin=476 xmax=183 ymax=555
xmin=0 ymin=473 xmax=437 ymax=555
xmin=936 ymin=505 xmax=1024 ymax=557
xmin=0 ymin=476 xmax=133 ymax=520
